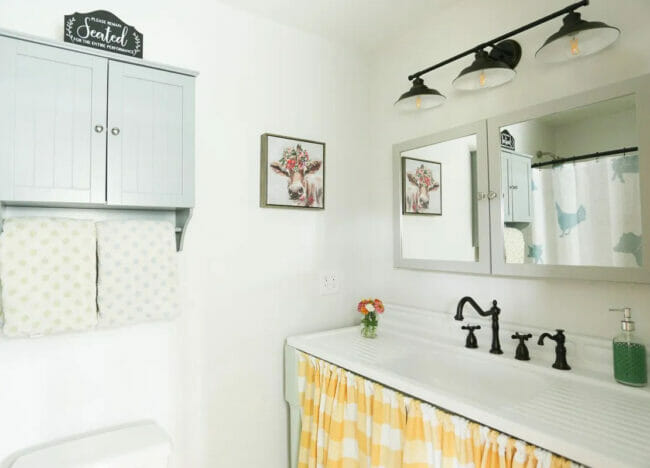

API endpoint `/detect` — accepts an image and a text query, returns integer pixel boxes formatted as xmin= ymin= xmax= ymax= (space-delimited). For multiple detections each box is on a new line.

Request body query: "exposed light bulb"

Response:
xmin=570 ymin=36 xmax=580 ymax=56
xmin=415 ymin=96 xmax=422 ymax=109
xmin=479 ymin=71 xmax=486 ymax=87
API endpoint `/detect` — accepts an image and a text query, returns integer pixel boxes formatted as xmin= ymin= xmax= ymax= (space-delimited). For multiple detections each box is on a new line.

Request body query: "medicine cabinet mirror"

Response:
xmin=393 ymin=121 xmax=491 ymax=274
xmin=394 ymin=74 xmax=650 ymax=283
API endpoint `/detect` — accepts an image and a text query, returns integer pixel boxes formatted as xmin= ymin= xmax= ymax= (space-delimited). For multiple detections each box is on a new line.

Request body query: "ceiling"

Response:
xmin=216 ymin=0 xmax=457 ymax=53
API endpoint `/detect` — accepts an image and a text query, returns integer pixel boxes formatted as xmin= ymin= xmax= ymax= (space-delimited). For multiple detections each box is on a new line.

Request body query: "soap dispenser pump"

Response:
xmin=611 ymin=307 xmax=647 ymax=387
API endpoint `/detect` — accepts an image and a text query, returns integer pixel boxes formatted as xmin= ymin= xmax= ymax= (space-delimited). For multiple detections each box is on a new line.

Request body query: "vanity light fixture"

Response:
xmin=396 ymin=0 xmax=619 ymax=111
xmin=452 ymin=41 xmax=521 ymax=91
xmin=535 ymin=12 xmax=620 ymax=63
xmin=394 ymin=77 xmax=446 ymax=111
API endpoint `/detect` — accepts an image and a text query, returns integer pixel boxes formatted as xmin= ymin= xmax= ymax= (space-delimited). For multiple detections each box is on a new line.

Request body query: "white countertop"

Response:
xmin=286 ymin=304 xmax=650 ymax=468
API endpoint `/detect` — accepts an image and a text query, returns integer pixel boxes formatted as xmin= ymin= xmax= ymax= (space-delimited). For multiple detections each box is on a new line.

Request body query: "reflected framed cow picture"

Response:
xmin=260 ymin=133 xmax=325 ymax=209
xmin=401 ymin=157 xmax=442 ymax=215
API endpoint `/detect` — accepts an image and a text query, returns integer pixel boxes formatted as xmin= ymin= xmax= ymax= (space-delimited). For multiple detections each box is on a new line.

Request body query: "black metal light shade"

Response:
xmin=452 ymin=42 xmax=519 ymax=91
xmin=397 ymin=2 xmax=618 ymax=111
xmin=394 ymin=77 xmax=446 ymax=111
xmin=536 ymin=11 xmax=620 ymax=63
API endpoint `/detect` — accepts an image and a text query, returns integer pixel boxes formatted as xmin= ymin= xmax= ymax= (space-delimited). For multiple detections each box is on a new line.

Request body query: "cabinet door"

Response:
xmin=107 ymin=61 xmax=195 ymax=208
xmin=0 ymin=37 xmax=107 ymax=204
xmin=509 ymin=155 xmax=532 ymax=222
xmin=501 ymin=156 xmax=512 ymax=222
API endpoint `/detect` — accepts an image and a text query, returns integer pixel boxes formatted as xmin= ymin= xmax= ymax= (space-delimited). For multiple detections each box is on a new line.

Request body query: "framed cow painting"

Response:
xmin=260 ymin=134 xmax=325 ymax=209
xmin=401 ymin=157 xmax=442 ymax=215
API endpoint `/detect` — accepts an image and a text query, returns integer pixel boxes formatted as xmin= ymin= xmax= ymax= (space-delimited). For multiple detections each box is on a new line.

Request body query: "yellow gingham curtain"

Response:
xmin=298 ymin=353 xmax=580 ymax=468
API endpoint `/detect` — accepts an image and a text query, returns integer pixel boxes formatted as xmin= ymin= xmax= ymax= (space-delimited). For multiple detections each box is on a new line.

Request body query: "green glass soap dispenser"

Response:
xmin=611 ymin=307 xmax=647 ymax=387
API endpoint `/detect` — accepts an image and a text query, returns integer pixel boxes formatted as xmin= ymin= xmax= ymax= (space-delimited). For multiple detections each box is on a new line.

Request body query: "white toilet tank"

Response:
xmin=11 ymin=422 xmax=172 ymax=468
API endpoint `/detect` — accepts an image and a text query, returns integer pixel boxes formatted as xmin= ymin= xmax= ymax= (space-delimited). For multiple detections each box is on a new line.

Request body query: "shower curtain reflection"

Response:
xmin=519 ymin=153 xmax=642 ymax=267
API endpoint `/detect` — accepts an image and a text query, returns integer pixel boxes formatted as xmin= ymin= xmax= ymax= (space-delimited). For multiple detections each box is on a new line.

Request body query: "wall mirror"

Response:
xmin=394 ymin=74 xmax=650 ymax=283
xmin=489 ymin=75 xmax=650 ymax=283
xmin=393 ymin=121 xmax=491 ymax=274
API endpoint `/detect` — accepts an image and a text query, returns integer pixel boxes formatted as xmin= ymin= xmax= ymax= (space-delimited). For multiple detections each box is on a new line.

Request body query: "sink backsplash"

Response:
xmin=380 ymin=303 xmax=649 ymax=380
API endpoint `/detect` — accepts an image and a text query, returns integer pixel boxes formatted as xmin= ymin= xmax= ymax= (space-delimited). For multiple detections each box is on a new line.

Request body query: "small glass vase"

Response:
xmin=360 ymin=312 xmax=378 ymax=339
xmin=361 ymin=323 xmax=377 ymax=339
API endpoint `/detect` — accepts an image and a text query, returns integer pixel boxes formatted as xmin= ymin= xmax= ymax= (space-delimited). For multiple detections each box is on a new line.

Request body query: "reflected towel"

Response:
xmin=0 ymin=218 xmax=97 ymax=337
xmin=504 ymin=226 xmax=525 ymax=264
xmin=96 ymin=220 xmax=179 ymax=326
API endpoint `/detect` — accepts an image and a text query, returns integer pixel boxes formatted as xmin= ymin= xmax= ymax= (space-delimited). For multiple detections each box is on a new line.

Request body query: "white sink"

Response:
xmin=287 ymin=310 xmax=650 ymax=467
xmin=385 ymin=349 xmax=548 ymax=408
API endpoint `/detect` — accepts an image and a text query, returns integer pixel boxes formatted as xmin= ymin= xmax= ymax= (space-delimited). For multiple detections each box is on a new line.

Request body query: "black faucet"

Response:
xmin=455 ymin=297 xmax=502 ymax=354
xmin=537 ymin=329 xmax=571 ymax=370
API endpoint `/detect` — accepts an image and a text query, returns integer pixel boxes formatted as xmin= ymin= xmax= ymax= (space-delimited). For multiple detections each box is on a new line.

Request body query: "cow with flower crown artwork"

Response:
xmin=402 ymin=157 xmax=442 ymax=215
xmin=261 ymin=134 xmax=325 ymax=209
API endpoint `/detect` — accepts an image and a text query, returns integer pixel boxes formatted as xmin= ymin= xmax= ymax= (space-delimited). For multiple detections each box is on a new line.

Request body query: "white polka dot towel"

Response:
xmin=96 ymin=220 xmax=179 ymax=327
xmin=0 ymin=218 xmax=98 ymax=337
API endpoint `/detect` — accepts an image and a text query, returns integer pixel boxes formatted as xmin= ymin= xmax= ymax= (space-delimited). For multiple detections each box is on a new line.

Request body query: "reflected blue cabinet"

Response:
xmin=501 ymin=150 xmax=532 ymax=223
xmin=0 ymin=31 xmax=196 ymax=210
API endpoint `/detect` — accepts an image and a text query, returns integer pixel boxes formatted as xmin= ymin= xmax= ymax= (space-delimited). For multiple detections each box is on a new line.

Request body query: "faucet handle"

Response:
xmin=511 ymin=332 xmax=532 ymax=361
xmin=511 ymin=332 xmax=532 ymax=341
xmin=461 ymin=324 xmax=481 ymax=349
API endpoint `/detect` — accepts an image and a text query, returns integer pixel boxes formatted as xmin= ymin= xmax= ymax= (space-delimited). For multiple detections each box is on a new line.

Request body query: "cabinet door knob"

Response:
xmin=510 ymin=185 xmax=519 ymax=190
xmin=477 ymin=192 xmax=487 ymax=201
xmin=94 ymin=125 xmax=104 ymax=133
xmin=111 ymin=127 xmax=121 ymax=136
xmin=487 ymin=191 xmax=498 ymax=200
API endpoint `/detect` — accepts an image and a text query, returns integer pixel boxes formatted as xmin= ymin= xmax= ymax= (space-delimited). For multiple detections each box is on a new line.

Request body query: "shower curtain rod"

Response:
xmin=531 ymin=146 xmax=638 ymax=168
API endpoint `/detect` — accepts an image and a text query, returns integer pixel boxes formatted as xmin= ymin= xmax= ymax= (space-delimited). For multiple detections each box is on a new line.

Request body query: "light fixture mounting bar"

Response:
xmin=407 ymin=0 xmax=589 ymax=81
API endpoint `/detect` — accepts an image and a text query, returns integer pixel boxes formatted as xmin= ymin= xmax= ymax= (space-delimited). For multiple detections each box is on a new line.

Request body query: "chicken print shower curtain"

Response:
xmin=524 ymin=154 xmax=641 ymax=267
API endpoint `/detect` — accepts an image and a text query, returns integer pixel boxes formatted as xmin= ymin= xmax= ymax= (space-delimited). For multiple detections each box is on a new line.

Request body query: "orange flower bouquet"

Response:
xmin=358 ymin=298 xmax=384 ymax=339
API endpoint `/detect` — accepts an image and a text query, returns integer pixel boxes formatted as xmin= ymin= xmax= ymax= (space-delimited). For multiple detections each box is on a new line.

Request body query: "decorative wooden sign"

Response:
xmin=64 ymin=10 xmax=143 ymax=58
xmin=500 ymin=129 xmax=515 ymax=151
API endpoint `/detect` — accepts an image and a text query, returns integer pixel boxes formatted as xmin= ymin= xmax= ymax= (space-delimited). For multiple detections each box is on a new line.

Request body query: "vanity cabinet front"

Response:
xmin=0 ymin=34 xmax=195 ymax=209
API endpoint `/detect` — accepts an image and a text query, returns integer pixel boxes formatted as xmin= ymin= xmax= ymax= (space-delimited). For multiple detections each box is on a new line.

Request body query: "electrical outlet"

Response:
xmin=320 ymin=272 xmax=340 ymax=295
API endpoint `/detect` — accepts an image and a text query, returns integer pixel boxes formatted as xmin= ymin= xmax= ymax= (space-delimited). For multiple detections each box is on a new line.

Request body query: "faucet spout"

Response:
xmin=537 ymin=332 xmax=554 ymax=346
xmin=537 ymin=329 xmax=571 ymax=370
xmin=455 ymin=296 xmax=473 ymax=320
xmin=456 ymin=296 xmax=492 ymax=320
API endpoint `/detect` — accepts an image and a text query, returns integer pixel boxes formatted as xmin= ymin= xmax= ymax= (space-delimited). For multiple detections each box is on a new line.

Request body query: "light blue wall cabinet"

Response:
xmin=0 ymin=37 xmax=108 ymax=204
xmin=107 ymin=62 xmax=195 ymax=208
xmin=0 ymin=30 xmax=198 ymax=249
xmin=501 ymin=150 xmax=532 ymax=223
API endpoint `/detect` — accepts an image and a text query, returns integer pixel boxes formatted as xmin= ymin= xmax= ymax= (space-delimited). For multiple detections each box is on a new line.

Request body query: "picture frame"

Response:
xmin=401 ymin=156 xmax=442 ymax=215
xmin=260 ymin=133 xmax=326 ymax=209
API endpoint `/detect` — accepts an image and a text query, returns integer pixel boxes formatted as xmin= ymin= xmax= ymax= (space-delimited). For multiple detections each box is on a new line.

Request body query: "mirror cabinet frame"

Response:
xmin=393 ymin=120 xmax=491 ymax=275
xmin=394 ymin=74 xmax=650 ymax=283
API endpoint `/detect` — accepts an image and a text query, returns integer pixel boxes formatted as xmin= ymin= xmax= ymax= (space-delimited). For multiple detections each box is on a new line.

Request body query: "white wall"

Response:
xmin=365 ymin=0 xmax=650 ymax=349
xmin=0 ymin=1 xmax=368 ymax=467
xmin=505 ymin=120 xmax=555 ymax=157
xmin=554 ymin=108 xmax=637 ymax=156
